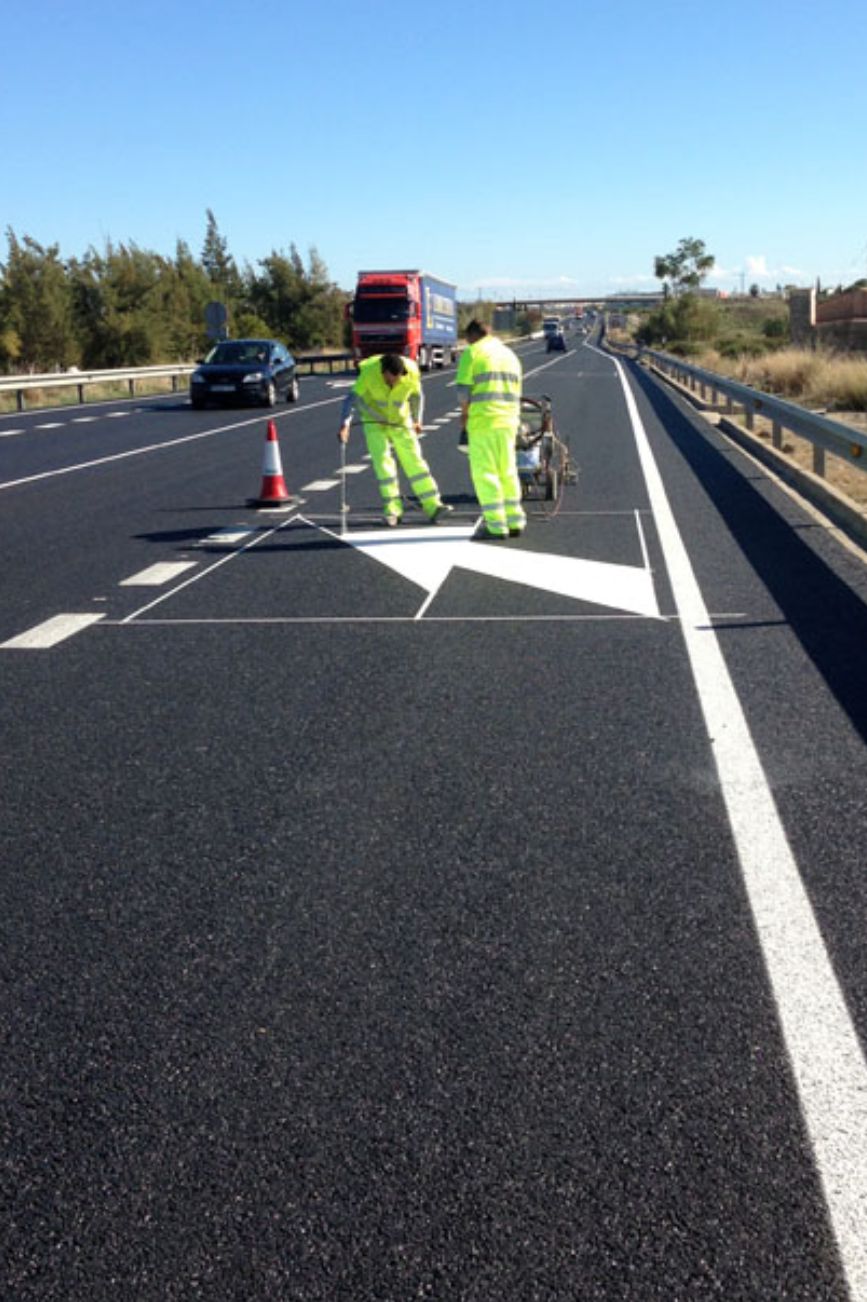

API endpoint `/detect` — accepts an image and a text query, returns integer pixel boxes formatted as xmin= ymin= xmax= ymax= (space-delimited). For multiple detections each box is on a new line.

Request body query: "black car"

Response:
xmin=546 ymin=329 xmax=567 ymax=353
xmin=190 ymin=338 xmax=300 ymax=408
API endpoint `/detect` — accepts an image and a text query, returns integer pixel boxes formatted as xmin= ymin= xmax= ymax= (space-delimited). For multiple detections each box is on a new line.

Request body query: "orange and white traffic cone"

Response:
xmin=249 ymin=420 xmax=292 ymax=507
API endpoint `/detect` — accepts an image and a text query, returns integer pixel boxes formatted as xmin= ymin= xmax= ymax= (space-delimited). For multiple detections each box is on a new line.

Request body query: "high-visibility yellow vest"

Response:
xmin=456 ymin=336 xmax=522 ymax=435
xmin=353 ymin=355 xmax=420 ymax=429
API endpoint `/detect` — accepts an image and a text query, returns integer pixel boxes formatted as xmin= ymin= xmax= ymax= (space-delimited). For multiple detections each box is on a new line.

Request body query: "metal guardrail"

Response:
xmin=0 ymin=364 xmax=196 ymax=411
xmin=0 ymin=335 xmax=550 ymax=412
xmin=641 ymin=347 xmax=867 ymax=479
xmin=0 ymin=354 xmax=355 ymax=411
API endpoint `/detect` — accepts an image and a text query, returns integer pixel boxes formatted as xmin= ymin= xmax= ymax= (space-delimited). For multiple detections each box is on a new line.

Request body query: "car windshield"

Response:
xmin=353 ymin=297 xmax=412 ymax=323
xmin=206 ymin=342 xmax=270 ymax=365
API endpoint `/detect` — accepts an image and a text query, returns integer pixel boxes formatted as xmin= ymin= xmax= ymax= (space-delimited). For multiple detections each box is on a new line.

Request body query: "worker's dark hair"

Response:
xmin=465 ymin=319 xmax=490 ymax=342
xmin=381 ymin=353 xmax=407 ymax=377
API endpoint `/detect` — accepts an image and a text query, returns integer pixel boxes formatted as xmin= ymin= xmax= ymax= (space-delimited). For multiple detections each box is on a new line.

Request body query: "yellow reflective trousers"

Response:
xmin=468 ymin=429 xmax=526 ymax=537
xmin=363 ymin=423 xmax=442 ymax=522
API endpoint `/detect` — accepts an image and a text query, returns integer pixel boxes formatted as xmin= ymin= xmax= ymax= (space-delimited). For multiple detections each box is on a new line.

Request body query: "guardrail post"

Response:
xmin=17 ymin=389 xmax=25 ymax=412
xmin=745 ymin=404 xmax=755 ymax=431
xmin=813 ymin=446 xmax=826 ymax=477
xmin=772 ymin=419 xmax=782 ymax=449
xmin=78 ymin=383 xmax=85 ymax=404
xmin=129 ymin=379 xmax=136 ymax=397
xmin=172 ymin=375 xmax=178 ymax=393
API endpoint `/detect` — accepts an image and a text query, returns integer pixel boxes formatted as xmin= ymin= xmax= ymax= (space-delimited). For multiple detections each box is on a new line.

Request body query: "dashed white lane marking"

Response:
xmin=338 ymin=464 xmax=368 ymax=475
xmin=607 ymin=347 xmax=867 ymax=1301
xmin=1 ymin=613 xmax=104 ymax=649
xmin=119 ymin=562 xmax=198 ymax=586
xmin=72 ymin=416 xmax=98 ymax=423
xmin=106 ymin=411 xmax=130 ymax=418
xmin=200 ymin=527 xmax=257 ymax=546
xmin=302 ymin=479 xmax=340 ymax=491
xmin=421 ymin=424 xmax=440 ymax=431
xmin=433 ymin=417 xmax=452 ymax=424
xmin=35 ymin=422 xmax=64 ymax=429
xmin=0 ymin=430 xmax=25 ymax=438
xmin=0 ymin=393 xmax=346 ymax=492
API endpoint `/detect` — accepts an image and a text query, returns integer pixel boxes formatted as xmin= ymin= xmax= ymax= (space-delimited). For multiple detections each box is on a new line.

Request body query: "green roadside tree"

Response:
xmin=1 ymin=229 xmax=79 ymax=371
xmin=654 ymin=237 xmax=715 ymax=298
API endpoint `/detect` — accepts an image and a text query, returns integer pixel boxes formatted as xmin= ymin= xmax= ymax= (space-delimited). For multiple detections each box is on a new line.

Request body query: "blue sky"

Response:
xmin=3 ymin=0 xmax=866 ymax=298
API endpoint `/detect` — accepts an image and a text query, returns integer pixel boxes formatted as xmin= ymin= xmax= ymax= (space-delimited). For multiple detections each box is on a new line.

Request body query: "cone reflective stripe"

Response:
xmin=249 ymin=420 xmax=292 ymax=506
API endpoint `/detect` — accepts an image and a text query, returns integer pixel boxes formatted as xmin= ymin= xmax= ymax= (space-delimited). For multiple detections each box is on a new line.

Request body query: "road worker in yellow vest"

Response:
xmin=456 ymin=320 xmax=526 ymax=539
xmin=338 ymin=353 xmax=451 ymax=528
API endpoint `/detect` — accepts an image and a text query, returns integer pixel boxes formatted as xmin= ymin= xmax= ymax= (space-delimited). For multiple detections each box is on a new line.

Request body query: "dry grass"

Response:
xmin=692 ymin=347 xmax=867 ymax=411
xmin=747 ymin=410 xmax=867 ymax=509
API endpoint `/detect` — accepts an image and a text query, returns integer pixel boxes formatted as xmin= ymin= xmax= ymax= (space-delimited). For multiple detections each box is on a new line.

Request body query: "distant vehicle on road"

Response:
xmin=348 ymin=270 xmax=459 ymax=371
xmin=190 ymin=339 xmax=299 ymax=409
xmin=546 ymin=328 xmax=567 ymax=353
xmin=542 ymin=316 xmax=562 ymax=339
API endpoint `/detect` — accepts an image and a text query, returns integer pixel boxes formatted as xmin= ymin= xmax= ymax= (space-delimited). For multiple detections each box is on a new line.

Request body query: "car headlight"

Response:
xmin=242 ymin=371 xmax=265 ymax=384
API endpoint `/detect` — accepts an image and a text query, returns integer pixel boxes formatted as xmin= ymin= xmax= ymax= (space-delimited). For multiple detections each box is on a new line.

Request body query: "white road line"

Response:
xmin=607 ymin=348 xmax=867 ymax=1301
xmin=0 ymin=430 xmax=25 ymax=438
xmin=635 ymin=508 xmax=652 ymax=572
xmin=106 ymin=411 xmax=130 ymax=418
xmin=119 ymin=562 xmax=198 ymax=586
xmin=338 ymin=464 xmax=368 ymax=475
xmin=0 ymin=393 xmax=346 ymax=491
xmin=35 ymin=422 xmax=64 ymax=429
xmin=106 ymin=614 xmax=664 ymax=626
xmin=72 ymin=416 xmax=98 ymax=423
xmin=1 ymin=613 xmax=104 ymax=650
xmin=302 ymin=479 xmax=340 ymax=491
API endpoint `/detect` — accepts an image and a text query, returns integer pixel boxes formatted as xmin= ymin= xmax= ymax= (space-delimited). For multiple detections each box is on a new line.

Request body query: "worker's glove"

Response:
xmin=337 ymin=425 xmax=350 ymax=444
xmin=458 ymin=427 xmax=469 ymax=454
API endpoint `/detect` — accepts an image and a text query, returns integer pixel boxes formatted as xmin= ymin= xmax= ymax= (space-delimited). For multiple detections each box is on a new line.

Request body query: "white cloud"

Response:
xmin=745 ymin=254 xmax=769 ymax=277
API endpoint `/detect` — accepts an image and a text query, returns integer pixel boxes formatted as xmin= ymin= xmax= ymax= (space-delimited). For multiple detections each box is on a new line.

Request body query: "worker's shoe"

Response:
xmin=384 ymin=514 xmax=401 ymax=528
xmin=508 ymin=527 xmax=525 ymax=538
xmin=428 ymin=503 xmax=454 ymax=525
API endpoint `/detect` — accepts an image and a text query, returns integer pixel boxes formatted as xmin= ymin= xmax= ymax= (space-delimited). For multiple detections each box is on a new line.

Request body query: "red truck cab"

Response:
xmin=348 ymin=270 xmax=458 ymax=371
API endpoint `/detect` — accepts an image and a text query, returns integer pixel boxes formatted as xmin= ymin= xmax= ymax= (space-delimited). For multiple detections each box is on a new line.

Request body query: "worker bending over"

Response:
xmin=456 ymin=320 xmax=525 ymax=539
xmin=338 ymin=353 xmax=450 ymax=527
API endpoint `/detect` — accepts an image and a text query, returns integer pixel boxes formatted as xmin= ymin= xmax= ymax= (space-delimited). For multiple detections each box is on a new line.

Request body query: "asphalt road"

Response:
xmin=3 ymin=336 xmax=867 ymax=1300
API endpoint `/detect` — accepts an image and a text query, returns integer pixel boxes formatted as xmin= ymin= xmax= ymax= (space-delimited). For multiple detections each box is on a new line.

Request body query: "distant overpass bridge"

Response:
xmin=492 ymin=293 xmax=665 ymax=311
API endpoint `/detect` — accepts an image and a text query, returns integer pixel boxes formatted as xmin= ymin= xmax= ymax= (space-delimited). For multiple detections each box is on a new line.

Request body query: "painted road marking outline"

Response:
xmin=603 ymin=346 xmax=867 ymax=1300
xmin=309 ymin=516 xmax=660 ymax=621
xmin=118 ymin=513 xmax=302 ymax=623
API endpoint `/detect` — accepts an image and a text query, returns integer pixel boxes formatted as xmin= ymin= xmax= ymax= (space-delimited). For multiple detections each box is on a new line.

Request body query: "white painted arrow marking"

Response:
xmin=321 ymin=522 xmax=660 ymax=618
